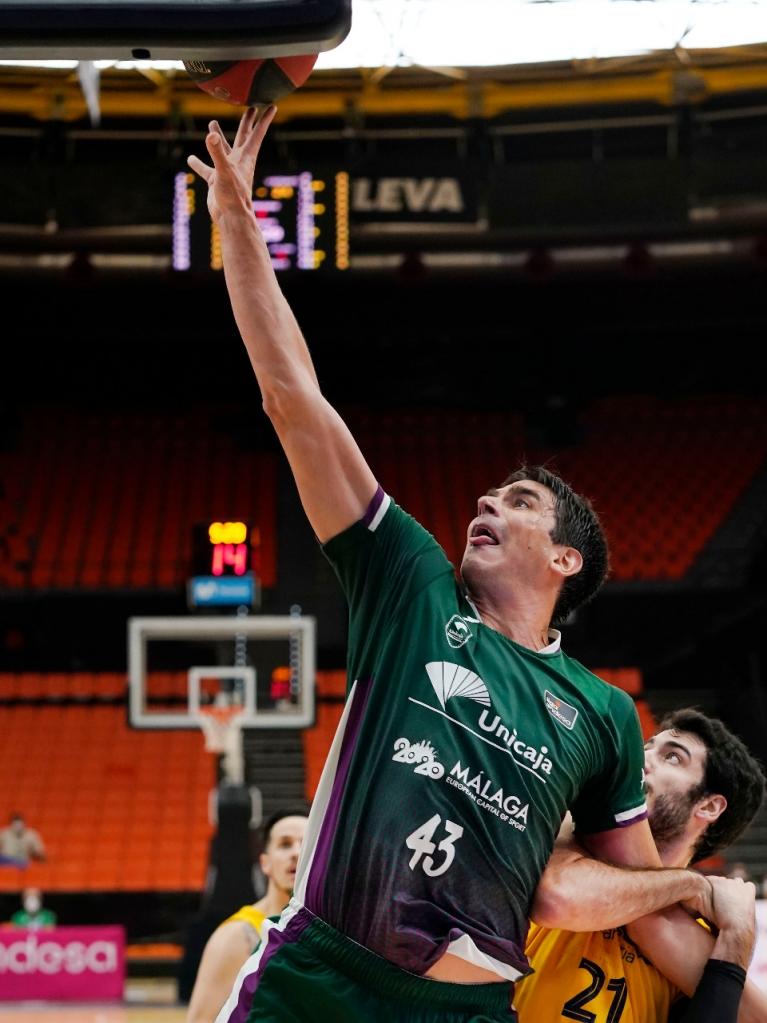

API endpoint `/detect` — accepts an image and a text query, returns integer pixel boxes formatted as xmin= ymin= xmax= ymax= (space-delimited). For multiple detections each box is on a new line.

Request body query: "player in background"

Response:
xmin=186 ymin=809 xmax=307 ymax=1023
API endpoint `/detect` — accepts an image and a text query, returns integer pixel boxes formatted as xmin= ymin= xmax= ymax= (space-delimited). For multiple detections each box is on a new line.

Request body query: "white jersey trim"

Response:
xmin=293 ymin=680 xmax=359 ymax=905
xmin=615 ymin=802 xmax=648 ymax=824
xmin=367 ymin=492 xmax=391 ymax=532
xmin=445 ymin=932 xmax=525 ymax=982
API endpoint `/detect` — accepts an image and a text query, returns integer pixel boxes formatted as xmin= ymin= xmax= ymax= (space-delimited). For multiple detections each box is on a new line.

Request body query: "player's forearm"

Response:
xmin=627 ymin=904 xmax=712 ymax=994
xmin=712 ymin=924 xmax=755 ymax=973
xmin=533 ymin=852 xmax=708 ymax=931
xmin=218 ymin=208 xmax=320 ymax=399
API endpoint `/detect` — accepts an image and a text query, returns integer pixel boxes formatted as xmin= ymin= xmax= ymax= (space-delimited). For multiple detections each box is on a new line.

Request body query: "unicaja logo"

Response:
xmin=0 ymin=935 xmax=117 ymax=974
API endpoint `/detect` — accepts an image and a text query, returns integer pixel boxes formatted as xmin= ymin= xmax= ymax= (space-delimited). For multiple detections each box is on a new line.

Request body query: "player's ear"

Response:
xmin=553 ymin=545 xmax=583 ymax=579
xmin=695 ymin=793 xmax=727 ymax=825
xmin=259 ymin=851 xmax=272 ymax=879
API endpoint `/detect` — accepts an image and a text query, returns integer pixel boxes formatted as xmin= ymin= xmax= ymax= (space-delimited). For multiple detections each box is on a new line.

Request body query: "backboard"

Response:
xmin=128 ymin=614 xmax=315 ymax=730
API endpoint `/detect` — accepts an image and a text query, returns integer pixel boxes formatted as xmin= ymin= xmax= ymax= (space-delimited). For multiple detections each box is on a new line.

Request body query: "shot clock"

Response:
xmin=188 ymin=520 xmax=259 ymax=608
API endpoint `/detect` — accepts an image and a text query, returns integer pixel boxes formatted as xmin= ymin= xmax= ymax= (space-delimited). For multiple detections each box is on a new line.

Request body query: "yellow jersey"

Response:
xmin=515 ymin=922 xmax=682 ymax=1023
xmin=221 ymin=904 xmax=267 ymax=952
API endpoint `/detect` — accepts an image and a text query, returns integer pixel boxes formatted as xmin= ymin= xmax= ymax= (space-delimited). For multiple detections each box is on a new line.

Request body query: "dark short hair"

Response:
xmin=502 ymin=465 xmax=609 ymax=625
xmin=259 ymin=806 xmax=309 ymax=854
xmin=660 ymin=708 xmax=766 ymax=863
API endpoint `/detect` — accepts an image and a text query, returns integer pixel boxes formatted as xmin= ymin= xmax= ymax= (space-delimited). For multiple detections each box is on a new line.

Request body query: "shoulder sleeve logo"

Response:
xmin=426 ymin=661 xmax=491 ymax=710
xmin=544 ymin=690 xmax=579 ymax=730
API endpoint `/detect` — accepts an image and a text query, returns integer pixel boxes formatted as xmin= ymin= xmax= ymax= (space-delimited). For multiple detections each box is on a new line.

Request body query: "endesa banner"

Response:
xmin=0 ymin=925 xmax=125 ymax=1000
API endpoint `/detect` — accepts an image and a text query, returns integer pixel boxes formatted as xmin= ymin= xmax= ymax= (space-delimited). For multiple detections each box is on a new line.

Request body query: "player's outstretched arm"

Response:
xmin=188 ymin=108 xmax=376 ymax=543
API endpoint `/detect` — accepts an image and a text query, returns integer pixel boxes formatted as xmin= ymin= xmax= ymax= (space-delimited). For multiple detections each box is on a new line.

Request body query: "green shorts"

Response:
xmin=224 ymin=906 xmax=516 ymax=1023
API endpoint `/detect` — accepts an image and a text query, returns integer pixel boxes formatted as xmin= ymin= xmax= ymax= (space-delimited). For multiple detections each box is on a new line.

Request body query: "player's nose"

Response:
xmin=477 ymin=494 xmax=499 ymax=516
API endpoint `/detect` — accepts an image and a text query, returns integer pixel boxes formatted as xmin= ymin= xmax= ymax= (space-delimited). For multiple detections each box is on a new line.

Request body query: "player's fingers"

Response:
xmin=208 ymin=120 xmax=232 ymax=155
xmin=187 ymin=154 xmax=213 ymax=183
xmin=243 ymin=104 xmax=277 ymax=157
xmin=204 ymin=130 xmax=232 ymax=173
xmin=233 ymin=106 xmax=259 ymax=148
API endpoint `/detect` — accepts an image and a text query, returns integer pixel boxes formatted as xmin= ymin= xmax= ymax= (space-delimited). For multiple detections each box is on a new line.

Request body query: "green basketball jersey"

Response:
xmin=294 ymin=488 xmax=646 ymax=981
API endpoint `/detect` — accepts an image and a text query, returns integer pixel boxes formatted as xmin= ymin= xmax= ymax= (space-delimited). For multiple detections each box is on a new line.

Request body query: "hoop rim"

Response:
xmin=198 ymin=704 xmax=246 ymax=724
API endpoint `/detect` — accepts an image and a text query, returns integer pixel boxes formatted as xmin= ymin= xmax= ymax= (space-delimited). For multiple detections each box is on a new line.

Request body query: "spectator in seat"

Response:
xmin=10 ymin=887 xmax=57 ymax=929
xmin=0 ymin=812 xmax=46 ymax=866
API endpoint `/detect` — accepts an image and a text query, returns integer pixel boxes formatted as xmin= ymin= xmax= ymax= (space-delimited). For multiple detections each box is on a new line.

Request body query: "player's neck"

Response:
xmin=254 ymin=886 xmax=291 ymax=918
xmin=470 ymin=592 xmax=554 ymax=652
xmin=658 ymin=834 xmax=698 ymax=870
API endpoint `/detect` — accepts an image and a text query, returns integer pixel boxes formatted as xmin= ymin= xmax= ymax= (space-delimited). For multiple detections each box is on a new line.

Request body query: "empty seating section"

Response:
xmin=2 ymin=396 xmax=763 ymax=590
xmin=549 ymin=395 xmax=767 ymax=580
xmin=0 ymin=408 xmax=277 ymax=590
xmin=0 ymin=703 xmax=214 ymax=893
xmin=347 ymin=395 xmax=767 ymax=581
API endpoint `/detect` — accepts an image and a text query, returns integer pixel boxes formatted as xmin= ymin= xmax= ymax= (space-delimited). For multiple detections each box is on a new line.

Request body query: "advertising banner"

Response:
xmin=0 ymin=925 xmax=125 ymax=1000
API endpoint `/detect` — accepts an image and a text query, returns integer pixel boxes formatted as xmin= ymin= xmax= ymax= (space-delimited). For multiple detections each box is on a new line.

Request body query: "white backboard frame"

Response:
xmin=128 ymin=615 xmax=315 ymax=729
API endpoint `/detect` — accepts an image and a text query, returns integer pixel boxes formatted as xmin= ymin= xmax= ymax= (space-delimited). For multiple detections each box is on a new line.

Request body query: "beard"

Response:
xmin=649 ymin=785 xmax=705 ymax=849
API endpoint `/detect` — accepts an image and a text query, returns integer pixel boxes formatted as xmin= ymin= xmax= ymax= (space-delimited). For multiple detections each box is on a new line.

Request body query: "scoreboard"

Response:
xmin=173 ymin=169 xmax=350 ymax=272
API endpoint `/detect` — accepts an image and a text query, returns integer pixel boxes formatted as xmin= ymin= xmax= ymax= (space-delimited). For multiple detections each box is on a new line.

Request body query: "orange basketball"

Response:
xmin=183 ymin=54 xmax=318 ymax=106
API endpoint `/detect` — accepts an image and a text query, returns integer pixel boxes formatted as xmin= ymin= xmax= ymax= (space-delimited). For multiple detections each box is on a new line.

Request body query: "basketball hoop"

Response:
xmin=198 ymin=704 xmax=244 ymax=754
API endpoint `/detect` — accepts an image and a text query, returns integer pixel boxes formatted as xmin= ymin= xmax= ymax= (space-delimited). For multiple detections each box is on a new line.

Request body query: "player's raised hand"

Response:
xmin=708 ymin=875 xmax=757 ymax=970
xmin=708 ymin=875 xmax=756 ymax=933
xmin=187 ymin=105 xmax=277 ymax=223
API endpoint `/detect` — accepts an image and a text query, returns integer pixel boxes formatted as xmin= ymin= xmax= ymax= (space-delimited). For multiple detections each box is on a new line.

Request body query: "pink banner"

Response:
xmin=0 ymin=925 xmax=125 ymax=1001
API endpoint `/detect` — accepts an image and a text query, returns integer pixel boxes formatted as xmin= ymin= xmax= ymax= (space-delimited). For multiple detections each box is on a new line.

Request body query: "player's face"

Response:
xmin=261 ymin=815 xmax=307 ymax=895
xmin=461 ymin=480 xmax=560 ymax=591
xmin=643 ymin=729 xmax=707 ymax=843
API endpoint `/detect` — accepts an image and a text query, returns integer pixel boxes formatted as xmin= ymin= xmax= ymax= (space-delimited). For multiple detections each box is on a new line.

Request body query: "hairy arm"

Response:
xmin=186 ymin=921 xmax=257 ymax=1023
xmin=532 ymin=833 xmax=710 ymax=931
xmin=188 ymin=109 xmax=376 ymax=543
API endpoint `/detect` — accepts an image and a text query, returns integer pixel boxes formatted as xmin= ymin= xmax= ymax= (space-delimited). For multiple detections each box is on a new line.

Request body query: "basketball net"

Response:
xmin=199 ymin=705 xmax=245 ymax=786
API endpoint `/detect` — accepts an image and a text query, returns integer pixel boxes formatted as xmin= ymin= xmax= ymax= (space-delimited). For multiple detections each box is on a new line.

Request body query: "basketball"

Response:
xmin=183 ymin=54 xmax=319 ymax=106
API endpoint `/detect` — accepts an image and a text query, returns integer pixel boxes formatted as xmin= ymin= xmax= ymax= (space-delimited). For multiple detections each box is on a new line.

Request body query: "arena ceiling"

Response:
xmin=0 ymin=44 xmax=767 ymax=124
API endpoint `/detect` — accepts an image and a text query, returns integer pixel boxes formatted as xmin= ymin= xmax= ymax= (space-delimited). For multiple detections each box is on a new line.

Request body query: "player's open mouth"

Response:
xmin=469 ymin=523 xmax=499 ymax=546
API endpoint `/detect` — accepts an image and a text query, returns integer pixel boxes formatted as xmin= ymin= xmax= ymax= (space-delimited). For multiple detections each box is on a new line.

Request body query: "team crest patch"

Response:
xmin=544 ymin=690 xmax=579 ymax=730
xmin=445 ymin=614 xmax=473 ymax=649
